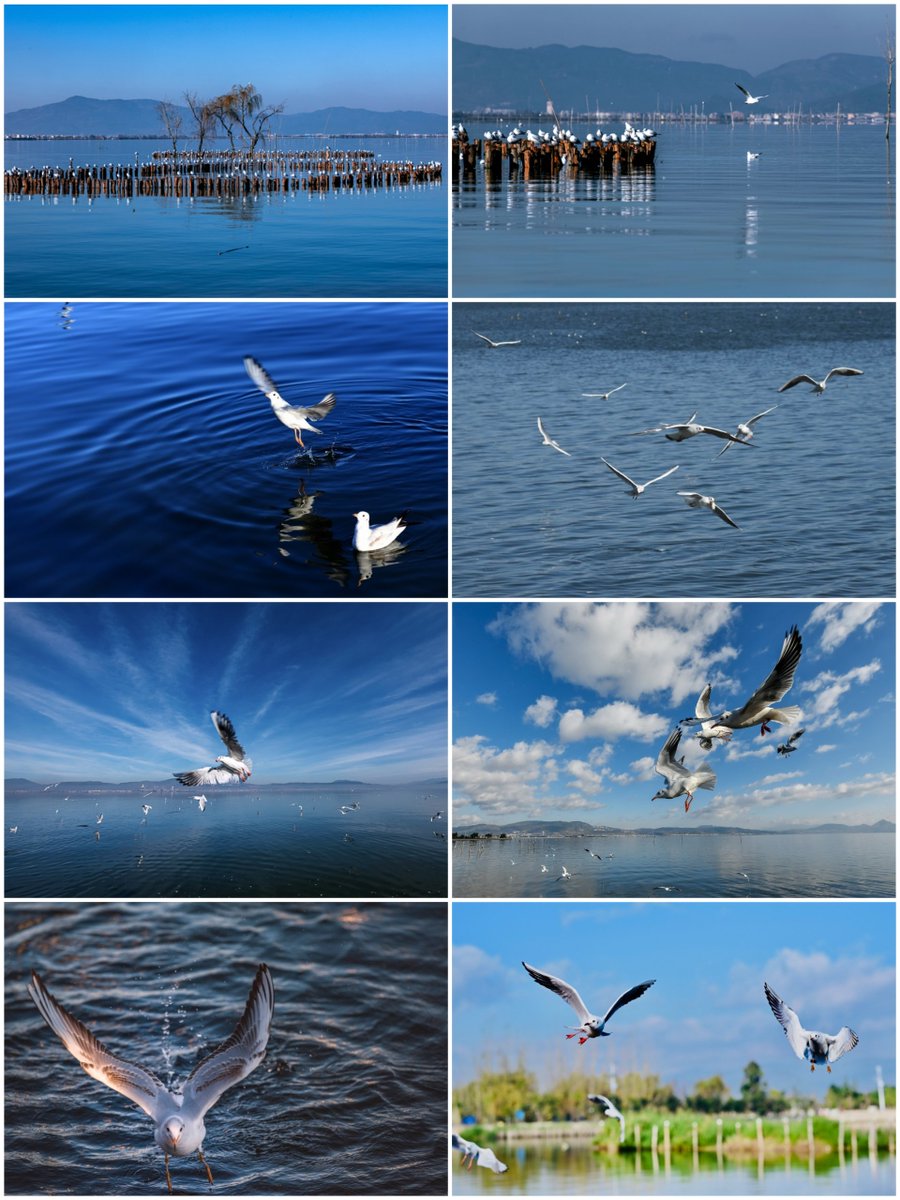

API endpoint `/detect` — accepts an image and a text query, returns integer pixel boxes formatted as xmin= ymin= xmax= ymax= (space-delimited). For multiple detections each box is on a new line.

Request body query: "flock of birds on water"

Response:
xmin=473 ymin=329 xmax=864 ymax=533
xmin=454 ymin=961 xmax=859 ymax=1174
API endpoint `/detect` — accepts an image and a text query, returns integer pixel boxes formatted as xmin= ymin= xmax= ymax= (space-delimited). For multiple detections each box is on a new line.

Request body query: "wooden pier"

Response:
xmin=453 ymin=135 xmax=655 ymax=181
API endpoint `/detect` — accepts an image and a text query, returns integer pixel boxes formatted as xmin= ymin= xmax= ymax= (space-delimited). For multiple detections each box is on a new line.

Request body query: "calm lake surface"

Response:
xmin=451 ymin=1141 xmax=895 ymax=1195
xmin=6 ymin=137 xmax=447 ymax=298
xmin=5 ymin=901 xmax=448 ymax=1194
xmin=452 ymin=832 xmax=895 ymax=899
xmin=6 ymin=301 xmax=447 ymax=598
xmin=6 ymin=786 xmax=448 ymax=898
xmin=453 ymin=124 xmax=894 ymax=298
xmin=451 ymin=302 xmax=894 ymax=598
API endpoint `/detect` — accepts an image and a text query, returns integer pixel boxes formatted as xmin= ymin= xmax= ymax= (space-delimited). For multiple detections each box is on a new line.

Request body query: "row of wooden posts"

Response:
xmin=453 ymin=135 xmax=656 ymax=180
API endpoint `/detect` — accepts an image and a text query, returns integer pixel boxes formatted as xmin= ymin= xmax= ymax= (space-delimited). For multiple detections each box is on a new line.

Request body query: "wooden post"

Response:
xmin=691 ymin=1121 xmax=699 ymax=1171
xmin=837 ymin=1115 xmax=845 ymax=1166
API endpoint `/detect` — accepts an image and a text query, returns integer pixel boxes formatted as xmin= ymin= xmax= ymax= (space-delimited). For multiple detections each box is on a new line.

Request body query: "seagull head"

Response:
xmin=162 ymin=1117 xmax=185 ymax=1150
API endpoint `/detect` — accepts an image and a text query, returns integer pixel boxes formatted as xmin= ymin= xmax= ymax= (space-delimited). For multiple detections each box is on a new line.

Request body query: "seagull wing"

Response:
xmin=764 ymin=983 xmax=808 ymax=1060
xmin=522 ymin=961 xmax=591 ymax=1022
xmin=608 ymin=383 xmax=627 ymax=396
xmin=778 ymin=374 xmax=817 ymax=393
xmin=645 ymin=465 xmax=680 ymax=487
xmin=601 ymin=458 xmax=639 ymax=490
xmin=727 ymin=625 xmax=802 ymax=722
xmin=475 ymin=1146 xmax=509 ymax=1173
xmin=298 ymin=392 xmax=337 ymax=422
xmin=656 ymin=726 xmax=682 ymax=773
xmin=211 ymin=711 xmax=247 ymax=762
xmin=628 ymin=424 xmax=668 ymax=435
xmin=699 ymin=425 xmax=753 ymax=445
xmin=243 ymin=355 xmax=283 ymax=402
xmin=826 ymin=1027 xmax=859 ymax=1063
xmin=182 ymin=964 xmax=274 ymax=1119
xmin=695 ymin=683 xmax=713 ymax=720
xmin=599 ymin=979 xmax=656 ymax=1025
xmin=710 ymin=500 xmax=740 ymax=529
xmin=173 ymin=765 xmax=240 ymax=786
xmin=28 ymin=970 xmax=172 ymax=1120
xmin=789 ymin=728 xmax=806 ymax=746
xmin=473 ymin=332 xmax=497 ymax=347
xmin=735 ymin=83 xmax=751 ymax=98
xmin=588 ymin=1093 xmax=613 ymax=1115
xmin=746 ymin=406 xmax=778 ymax=427
xmin=822 ymin=368 xmax=864 ymax=384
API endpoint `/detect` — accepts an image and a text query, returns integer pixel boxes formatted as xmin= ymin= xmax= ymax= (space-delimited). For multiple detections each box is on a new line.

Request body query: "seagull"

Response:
xmin=197 ymin=796 xmax=208 ymax=811
xmin=9 ymin=826 xmax=18 ymax=834
xmin=677 ymin=491 xmax=740 ymax=529
xmin=141 ymin=804 xmax=152 ymax=816
xmin=777 ymin=728 xmax=806 ymax=756
xmin=582 ymin=383 xmax=627 ymax=400
xmin=764 ymin=982 xmax=858 ymax=1073
xmin=747 ymin=151 xmax=762 ymax=161
xmin=430 ymin=811 xmax=443 ymax=821
xmin=631 ymin=413 xmax=753 ymax=446
xmin=685 ymin=625 xmax=803 ymax=747
xmin=588 ymin=1094 xmax=626 ymax=1142
xmin=452 ymin=1133 xmax=508 ymax=1173
xmin=735 ymin=83 xmax=768 ymax=104
xmin=473 ymin=331 xmax=521 ymax=348
xmin=584 ymin=848 xmax=604 ymax=860
xmin=174 ymin=711 xmax=252 ymax=786
xmin=352 ymin=510 xmax=407 ymax=551
xmin=651 ymin=727 xmax=716 ymax=812
xmin=96 ymin=814 xmax=103 ymax=825
xmin=652 ymin=885 xmax=680 ymax=892
xmin=243 ymin=355 xmax=336 ymax=447
xmin=555 ymin=866 xmax=576 ymax=881
xmin=522 ymin=962 xmax=655 ymax=1045
xmin=716 ymin=406 xmax=777 ymax=456
xmin=27 ymin=964 xmax=274 ymax=1193
xmin=537 ymin=416 xmax=571 ymax=456
xmin=540 ymin=864 xmax=549 ymax=873
xmin=601 ymin=458 xmax=679 ymax=497
xmin=777 ymin=367 xmax=864 ymax=395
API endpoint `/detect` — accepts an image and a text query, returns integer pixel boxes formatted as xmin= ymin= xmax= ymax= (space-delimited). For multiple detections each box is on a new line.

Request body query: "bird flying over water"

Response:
xmin=677 ymin=491 xmax=740 ymax=529
xmin=537 ymin=416 xmax=571 ymax=456
xmin=588 ymin=1094 xmax=626 ymax=1142
xmin=522 ymin=962 xmax=655 ymax=1044
xmin=28 ymin=963 xmax=274 ymax=1193
xmin=716 ymin=406 xmax=777 ymax=456
xmin=651 ymin=727 xmax=716 ymax=812
xmin=352 ymin=510 xmax=407 ymax=551
xmin=735 ymin=83 xmax=768 ymax=104
xmin=582 ymin=383 xmax=627 ymax=400
xmin=174 ymin=711 xmax=252 ymax=786
xmin=777 ymin=367 xmax=863 ymax=395
xmin=601 ymin=457 xmax=679 ymax=497
xmin=243 ymin=355 xmax=336 ymax=447
xmin=631 ymin=413 xmax=753 ymax=446
xmin=764 ymin=982 xmax=858 ymax=1073
xmin=452 ymin=1133 xmax=508 ymax=1173
xmin=473 ymin=331 xmax=521 ymax=348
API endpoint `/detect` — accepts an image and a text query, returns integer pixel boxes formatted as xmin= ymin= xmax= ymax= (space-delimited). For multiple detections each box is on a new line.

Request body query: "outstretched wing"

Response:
xmin=600 ymin=979 xmax=656 ymax=1025
xmin=601 ymin=458 xmax=638 ymax=490
xmin=729 ymin=626 xmax=803 ymax=721
xmin=300 ymin=393 xmax=337 ymax=422
xmin=823 ymin=368 xmax=863 ymax=384
xmin=28 ymin=970 xmax=171 ymax=1120
xmin=735 ymin=83 xmax=751 ymax=98
xmin=827 ymin=1027 xmax=859 ymax=1063
xmin=645 ymin=465 xmax=680 ymax=487
xmin=778 ymin=374 xmax=817 ymax=393
xmin=522 ymin=961 xmax=591 ymax=1022
xmin=746 ymin=406 xmax=778 ymax=428
xmin=695 ymin=683 xmax=713 ymax=720
xmin=764 ymin=982 xmax=808 ymax=1060
xmin=655 ymin=727 xmax=683 ymax=779
xmin=173 ymin=765 xmax=239 ymax=786
xmin=788 ymin=728 xmax=806 ymax=747
xmin=182 ymin=963 xmax=274 ymax=1119
xmin=699 ymin=425 xmax=753 ymax=445
xmin=211 ymin=711 xmax=247 ymax=762
xmin=243 ymin=355 xmax=282 ymax=402
xmin=711 ymin=500 xmax=740 ymax=529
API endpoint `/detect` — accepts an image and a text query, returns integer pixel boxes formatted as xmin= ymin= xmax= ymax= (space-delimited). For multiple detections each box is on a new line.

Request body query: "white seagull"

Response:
xmin=28 ymin=964 xmax=274 ymax=1193
xmin=243 ymin=355 xmax=336 ymax=447
xmin=716 ymin=406 xmax=777 ymax=456
xmin=588 ymin=1094 xmax=626 ymax=1142
xmin=522 ymin=962 xmax=655 ymax=1045
xmin=452 ymin=1133 xmax=508 ymax=1173
xmin=777 ymin=367 xmax=864 ymax=395
xmin=631 ymin=413 xmax=753 ymax=446
xmin=651 ymin=727 xmax=716 ymax=813
xmin=473 ymin=331 xmax=521 ymax=348
xmin=537 ymin=416 xmax=571 ymax=456
xmin=764 ymin=982 xmax=858 ymax=1073
xmin=747 ymin=151 xmax=762 ymax=161
xmin=174 ymin=711 xmax=252 ymax=786
xmin=735 ymin=83 xmax=768 ymax=104
xmin=197 ymin=796 xmax=208 ymax=811
xmin=777 ymin=728 xmax=805 ymax=756
xmin=677 ymin=491 xmax=740 ymax=529
xmin=582 ymin=383 xmax=627 ymax=400
xmin=352 ymin=510 xmax=407 ymax=551
xmin=141 ymin=804 xmax=152 ymax=816
xmin=430 ymin=811 xmax=443 ymax=821
xmin=555 ymin=866 xmax=576 ymax=881
xmin=601 ymin=457 xmax=679 ymax=498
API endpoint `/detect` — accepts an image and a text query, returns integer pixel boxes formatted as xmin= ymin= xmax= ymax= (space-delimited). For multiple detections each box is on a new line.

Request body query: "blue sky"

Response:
xmin=453 ymin=602 xmax=894 ymax=830
xmin=453 ymin=901 xmax=896 ymax=1096
xmin=5 ymin=6 xmax=447 ymax=113
xmin=453 ymin=5 xmax=893 ymax=74
xmin=5 ymin=602 xmax=447 ymax=783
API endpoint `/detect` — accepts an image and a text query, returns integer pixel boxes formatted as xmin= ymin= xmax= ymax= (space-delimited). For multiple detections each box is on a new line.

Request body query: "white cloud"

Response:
xmin=566 ymin=758 xmax=605 ymax=792
xmin=628 ymin=755 xmax=658 ymax=782
xmin=808 ymin=602 xmax=882 ymax=651
xmin=815 ymin=743 xmax=837 ymax=754
xmin=476 ymin=691 xmax=498 ymax=707
xmin=802 ymin=660 xmax=881 ymax=717
xmin=452 ymin=735 xmax=558 ymax=815
xmin=524 ymin=694 xmax=557 ymax=727
xmin=758 ymin=771 xmax=804 ymax=784
xmin=708 ymin=771 xmax=895 ymax=822
xmin=558 ymin=701 xmax=667 ymax=744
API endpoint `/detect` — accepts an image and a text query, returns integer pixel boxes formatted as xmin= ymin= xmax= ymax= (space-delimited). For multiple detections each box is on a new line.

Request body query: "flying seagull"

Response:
xmin=601 ymin=458 xmax=679 ymax=497
xmin=452 ymin=1133 xmax=508 ymax=1173
xmin=555 ymin=866 xmax=576 ymax=881
xmin=473 ymin=331 xmax=521 ymax=348
xmin=243 ymin=355 xmax=336 ymax=447
xmin=174 ymin=711 xmax=251 ymax=786
xmin=352 ymin=510 xmax=407 ymax=551
xmin=588 ymin=1094 xmax=626 ymax=1142
xmin=631 ymin=413 xmax=753 ymax=446
xmin=776 ymin=728 xmax=805 ymax=756
xmin=28 ymin=964 xmax=274 ymax=1193
xmin=735 ymin=83 xmax=768 ymax=104
xmin=141 ymin=804 xmax=152 ymax=816
xmin=684 ymin=625 xmax=803 ymax=748
xmin=522 ymin=962 xmax=655 ymax=1044
xmin=716 ymin=406 xmax=777 ymax=456
xmin=651 ymin=727 xmax=716 ymax=813
xmin=537 ymin=416 xmax=571 ymax=456
xmin=777 ymin=367 xmax=863 ymax=395
xmin=582 ymin=383 xmax=627 ymax=400
xmin=764 ymin=982 xmax=858 ymax=1073
xmin=677 ymin=491 xmax=740 ymax=529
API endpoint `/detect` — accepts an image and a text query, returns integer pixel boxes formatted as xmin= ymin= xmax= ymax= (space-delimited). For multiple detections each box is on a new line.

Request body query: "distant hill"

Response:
xmin=454 ymin=818 xmax=895 ymax=836
xmin=5 ymin=95 xmax=446 ymax=137
xmin=5 ymin=777 xmax=437 ymax=794
xmin=453 ymin=40 xmax=888 ymax=114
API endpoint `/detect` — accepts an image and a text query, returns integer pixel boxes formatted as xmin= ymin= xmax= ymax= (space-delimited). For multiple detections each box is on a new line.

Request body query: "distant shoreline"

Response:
xmin=6 ymin=132 xmax=445 ymax=142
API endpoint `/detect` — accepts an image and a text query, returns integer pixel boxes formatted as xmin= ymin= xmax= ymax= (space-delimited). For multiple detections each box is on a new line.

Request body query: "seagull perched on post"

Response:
xmin=27 ymin=964 xmax=274 ymax=1193
xmin=651 ymin=727 xmax=716 ymax=812
xmin=601 ymin=458 xmax=679 ymax=497
xmin=777 ymin=367 xmax=864 ymax=395
xmin=174 ymin=711 xmax=251 ymax=786
xmin=522 ymin=962 xmax=655 ymax=1044
xmin=735 ymin=83 xmax=768 ymax=104
xmin=764 ymin=982 xmax=858 ymax=1073
xmin=243 ymin=356 xmax=336 ymax=447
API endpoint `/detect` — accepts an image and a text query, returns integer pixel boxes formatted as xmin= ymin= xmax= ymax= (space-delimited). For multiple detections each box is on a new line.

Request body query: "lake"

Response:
xmin=453 ymin=123 xmax=894 ymax=297
xmin=5 ymin=786 xmax=449 ymax=898
xmin=451 ymin=302 xmax=894 ymax=598
xmin=451 ymin=832 xmax=895 ymax=898
xmin=4 ymin=901 xmax=448 ymax=1194
xmin=5 ymin=301 xmax=447 ymax=598
xmin=5 ymin=137 xmax=447 ymax=298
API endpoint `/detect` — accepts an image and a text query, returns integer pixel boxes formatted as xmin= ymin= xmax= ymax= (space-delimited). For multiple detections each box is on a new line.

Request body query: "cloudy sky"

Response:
xmin=453 ymin=4 xmax=893 ymax=74
xmin=453 ymin=901 xmax=895 ymax=1096
xmin=5 ymin=602 xmax=447 ymax=784
xmin=453 ymin=601 xmax=893 ymax=829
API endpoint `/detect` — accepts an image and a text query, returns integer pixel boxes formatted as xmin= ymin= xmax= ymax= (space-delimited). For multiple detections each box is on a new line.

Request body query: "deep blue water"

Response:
xmin=451 ymin=832 xmax=895 ymax=899
xmin=4 ymin=901 xmax=448 ymax=1194
xmin=453 ymin=124 xmax=894 ymax=297
xmin=5 ymin=786 xmax=449 ymax=898
xmin=5 ymin=301 xmax=447 ymax=598
xmin=451 ymin=302 xmax=894 ymax=598
xmin=5 ymin=137 xmax=447 ymax=298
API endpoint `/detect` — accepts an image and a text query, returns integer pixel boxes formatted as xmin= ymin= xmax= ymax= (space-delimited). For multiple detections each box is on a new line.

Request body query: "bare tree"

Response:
xmin=184 ymin=91 xmax=216 ymax=154
xmin=157 ymin=100 xmax=183 ymax=154
xmin=226 ymin=83 xmax=284 ymax=153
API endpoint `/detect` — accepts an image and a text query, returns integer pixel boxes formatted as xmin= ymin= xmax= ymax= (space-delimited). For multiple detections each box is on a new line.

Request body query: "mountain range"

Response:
xmin=6 ymin=777 xmax=446 ymax=794
xmin=5 ymin=96 xmax=446 ymax=137
xmin=453 ymin=818 xmax=895 ymax=836
xmin=453 ymin=40 xmax=889 ymax=114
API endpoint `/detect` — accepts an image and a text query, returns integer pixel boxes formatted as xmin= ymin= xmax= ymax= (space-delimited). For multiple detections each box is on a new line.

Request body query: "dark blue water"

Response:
xmin=5 ymin=138 xmax=447 ymax=298
xmin=5 ymin=786 xmax=448 ymax=898
xmin=4 ymin=901 xmax=448 ymax=1194
xmin=453 ymin=124 xmax=894 ymax=297
xmin=6 ymin=301 xmax=447 ymax=598
xmin=451 ymin=302 xmax=894 ymax=598
xmin=451 ymin=832 xmax=895 ymax=899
